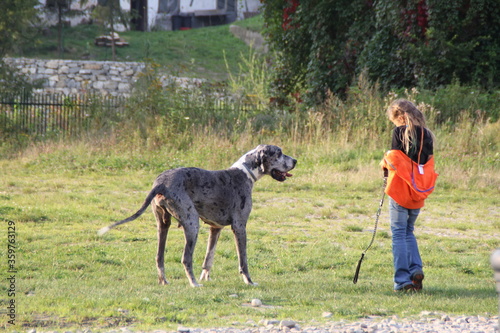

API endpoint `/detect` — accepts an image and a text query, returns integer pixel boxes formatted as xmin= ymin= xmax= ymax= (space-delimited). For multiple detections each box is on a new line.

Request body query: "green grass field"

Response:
xmin=11 ymin=17 xmax=262 ymax=81
xmin=0 ymin=134 xmax=498 ymax=331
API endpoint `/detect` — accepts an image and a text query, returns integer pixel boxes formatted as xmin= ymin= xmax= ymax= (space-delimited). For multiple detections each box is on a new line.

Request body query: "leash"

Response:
xmin=353 ymin=169 xmax=388 ymax=284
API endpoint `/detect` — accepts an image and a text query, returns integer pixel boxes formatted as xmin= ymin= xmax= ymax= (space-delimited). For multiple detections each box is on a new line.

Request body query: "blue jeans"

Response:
xmin=389 ymin=197 xmax=423 ymax=290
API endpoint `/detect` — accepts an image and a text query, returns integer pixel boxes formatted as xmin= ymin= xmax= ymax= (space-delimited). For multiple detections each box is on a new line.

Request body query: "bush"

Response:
xmin=261 ymin=0 xmax=500 ymax=105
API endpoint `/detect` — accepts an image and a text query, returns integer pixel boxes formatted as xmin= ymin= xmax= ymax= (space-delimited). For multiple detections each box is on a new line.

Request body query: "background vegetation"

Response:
xmin=261 ymin=0 xmax=500 ymax=104
xmin=8 ymin=19 xmax=257 ymax=82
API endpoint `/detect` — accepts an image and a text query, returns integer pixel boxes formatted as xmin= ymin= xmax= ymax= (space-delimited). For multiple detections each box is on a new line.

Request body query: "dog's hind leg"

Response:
xmin=180 ymin=216 xmax=202 ymax=287
xmin=153 ymin=204 xmax=171 ymax=285
xmin=200 ymin=226 xmax=223 ymax=282
xmin=231 ymin=223 xmax=257 ymax=286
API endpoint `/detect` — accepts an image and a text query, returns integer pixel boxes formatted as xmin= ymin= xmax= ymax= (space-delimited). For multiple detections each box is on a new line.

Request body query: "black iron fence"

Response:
xmin=0 ymin=90 xmax=266 ymax=139
xmin=0 ymin=92 xmax=125 ymax=137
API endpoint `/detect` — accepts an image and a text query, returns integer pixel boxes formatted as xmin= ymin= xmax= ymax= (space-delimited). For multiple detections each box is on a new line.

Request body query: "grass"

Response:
xmin=0 ymin=132 xmax=498 ymax=331
xmin=11 ymin=16 xmax=263 ymax=81
xmin=2 ymin=12 xmax=500 ymax=332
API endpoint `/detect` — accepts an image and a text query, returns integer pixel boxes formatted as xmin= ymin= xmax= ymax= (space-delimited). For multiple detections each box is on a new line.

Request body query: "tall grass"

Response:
xmin=2 ymin=50 xmax=499 ymax=188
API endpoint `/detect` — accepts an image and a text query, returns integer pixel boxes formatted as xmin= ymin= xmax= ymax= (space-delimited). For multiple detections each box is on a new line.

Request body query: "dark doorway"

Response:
xmin=131 ymin=0 xmax=148 ymax=31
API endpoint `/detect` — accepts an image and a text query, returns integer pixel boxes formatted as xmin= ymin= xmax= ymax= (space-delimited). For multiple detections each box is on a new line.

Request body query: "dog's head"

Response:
xmin=244 ymin=144 xmax=297 ymax=182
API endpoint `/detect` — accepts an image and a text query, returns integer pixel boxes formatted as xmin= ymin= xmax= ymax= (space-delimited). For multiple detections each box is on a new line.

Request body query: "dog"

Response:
xmin=99 ymin=145 xmax=297 ymax=287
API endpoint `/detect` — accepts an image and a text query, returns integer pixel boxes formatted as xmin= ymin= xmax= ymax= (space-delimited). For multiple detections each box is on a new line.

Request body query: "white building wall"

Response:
xmin=38 ymin=0 xmax=261 ymax=31
xmin=147 ymin=0 xmax=159 ymax=31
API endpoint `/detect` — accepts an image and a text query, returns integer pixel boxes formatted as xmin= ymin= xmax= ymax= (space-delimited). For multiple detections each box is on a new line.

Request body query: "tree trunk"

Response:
xmin=58 ymin=4 xmax=63 ymax=58
xmin=110 ymin=0 xmax=116 ymax=61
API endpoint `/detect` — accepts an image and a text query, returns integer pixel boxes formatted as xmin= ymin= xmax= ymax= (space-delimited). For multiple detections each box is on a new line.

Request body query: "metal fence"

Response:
xmin=0 ymin=90 xmax=266 ymax=139
xmin=0 ymin=92 xmax=125 ymax=137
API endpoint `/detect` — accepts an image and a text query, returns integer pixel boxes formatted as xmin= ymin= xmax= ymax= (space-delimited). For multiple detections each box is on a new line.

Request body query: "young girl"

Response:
xmin=381 ymin=99 xmax=437 ymax=292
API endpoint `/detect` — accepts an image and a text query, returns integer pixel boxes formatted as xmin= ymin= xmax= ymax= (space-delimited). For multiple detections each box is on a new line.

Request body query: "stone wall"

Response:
xmin=4 ymin=58 xmax=145 ymax=96
xmin=3 ymin=26 xmax=263 ymax=96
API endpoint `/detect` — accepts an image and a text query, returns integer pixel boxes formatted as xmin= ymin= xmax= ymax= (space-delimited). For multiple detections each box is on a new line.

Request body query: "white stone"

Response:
xmin=46 ymin=60 xmax=60 ymax=69
xmin=118 ymin=83 xmax=130 ymax=91
xmin=280 ymin=320 xmax=296 ymax=328
xmin=93 ymin=81 xmax=105 ymax=89
xmin=58 ymin=66 xmax=69 ymax=74
xmin=251 ymin=298 xmax=262 ymax=307
xmin=103 ymin=81 xmax=118 ymax=90
xmin=122 ymin=69 xmax=134 ymax=76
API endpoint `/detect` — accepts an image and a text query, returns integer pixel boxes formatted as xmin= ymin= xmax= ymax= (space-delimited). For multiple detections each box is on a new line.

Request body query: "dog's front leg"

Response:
xmin=182 ymin=221 xmax=202 ymax=287
xmin=200 ymin=227 xmax=222 ymax=282
xmin=231 ymin=223 xmax=257 ymax=286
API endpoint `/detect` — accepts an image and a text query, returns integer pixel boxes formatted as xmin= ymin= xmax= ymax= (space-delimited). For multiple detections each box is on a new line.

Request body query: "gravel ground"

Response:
xmin=27 ymin=313 xmax=499 ymax=333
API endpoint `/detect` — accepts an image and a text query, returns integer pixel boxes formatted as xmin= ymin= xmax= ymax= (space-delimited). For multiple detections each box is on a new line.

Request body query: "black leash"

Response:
xmin=353 ymin=169 xmax=388 ymax=284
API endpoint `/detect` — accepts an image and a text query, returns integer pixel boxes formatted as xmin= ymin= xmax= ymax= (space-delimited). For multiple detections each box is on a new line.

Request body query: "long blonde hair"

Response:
xmin=387 ymin=99 xmax=433 ymax=155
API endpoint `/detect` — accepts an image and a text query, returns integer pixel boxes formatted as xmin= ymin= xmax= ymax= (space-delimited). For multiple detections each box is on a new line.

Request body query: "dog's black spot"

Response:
xmin=202 ymin=180 xmax=216 ymax=189
xmin=240 ymin=195 xmax=246 ymax=209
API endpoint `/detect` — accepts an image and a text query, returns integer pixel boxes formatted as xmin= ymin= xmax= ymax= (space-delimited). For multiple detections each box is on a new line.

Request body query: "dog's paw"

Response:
xmin=242 ymin=276 xmax=258 ymax=286
xmin=158 ymin=278 xmax=169 ymax=285
xmin=199 ymin=269 xmax=211 ymax=281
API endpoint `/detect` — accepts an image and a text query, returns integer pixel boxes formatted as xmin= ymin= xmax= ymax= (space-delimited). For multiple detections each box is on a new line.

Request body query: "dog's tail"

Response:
xmin=98 ymin=184 xmax=167 ymax=236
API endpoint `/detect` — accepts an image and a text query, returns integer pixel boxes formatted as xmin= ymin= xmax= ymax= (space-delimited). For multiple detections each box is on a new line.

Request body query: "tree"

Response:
xmin=0 ymin=0 xmax=39 ymax=58
xmin=92 ymin=0 xmax=132 ymax=61
xmin=0 ymin=0 xmax=40 ymax=94
xmin=359 ymin=0 xmax=500 ymax=90
xmin=261 ymin=0 xmax=375 ymax=105
xmin=44 ymin=0 xmax=86 ymax=58
xmin=261 ymin=0 xmax=500 ymax=105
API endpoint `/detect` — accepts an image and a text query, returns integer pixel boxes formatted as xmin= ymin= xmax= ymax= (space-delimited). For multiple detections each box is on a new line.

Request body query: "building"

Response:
xmin=39 ymin=0 xmax=261 ymax=31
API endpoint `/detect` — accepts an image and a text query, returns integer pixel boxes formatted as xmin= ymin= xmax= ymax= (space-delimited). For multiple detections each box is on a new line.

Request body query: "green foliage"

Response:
xmin=0 ymin=0 xmax=40 ymax=93
xmin=0 ymin=62 xmax=44 ymax=95
xmin=359 ymin=0 xmax=500 ymax=91
xmin=0 ymin=0 xmax=39 ymax=57
xmin=262 ymin=0 xmax=374 ymax=104
xmin=261 ymin=0 xmax=500 ymax=105
xmin=12 ymin=23 xmax=250 ymax=81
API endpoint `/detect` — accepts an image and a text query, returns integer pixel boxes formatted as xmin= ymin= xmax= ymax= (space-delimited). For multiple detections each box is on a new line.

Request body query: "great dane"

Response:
xmin=99 ymin=144 xmax=297 ymax=287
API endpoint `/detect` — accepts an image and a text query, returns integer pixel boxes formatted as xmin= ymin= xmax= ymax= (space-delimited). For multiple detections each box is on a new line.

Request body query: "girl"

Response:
xmin=381 ymin=99 xmax=437 ymax=292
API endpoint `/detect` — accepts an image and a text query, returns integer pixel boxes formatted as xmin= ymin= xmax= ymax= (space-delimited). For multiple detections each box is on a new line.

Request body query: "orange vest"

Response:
xmin=381 ymin=150 xmax=438 ymax=209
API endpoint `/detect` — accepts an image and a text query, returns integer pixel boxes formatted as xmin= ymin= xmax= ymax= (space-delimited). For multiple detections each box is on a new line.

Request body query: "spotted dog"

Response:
xmin=99 ymin=145 xmax=297 ymax=287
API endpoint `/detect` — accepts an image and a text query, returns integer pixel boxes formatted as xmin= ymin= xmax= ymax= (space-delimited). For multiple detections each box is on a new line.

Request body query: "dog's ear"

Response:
xmin=257 ymin=145 xmax=274 ymax=174
xmin=244 ymin=148 xmax=263 ymax=171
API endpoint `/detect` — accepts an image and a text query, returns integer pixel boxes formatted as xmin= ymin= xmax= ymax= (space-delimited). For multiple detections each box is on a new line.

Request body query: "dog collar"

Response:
xmin=242 ymin=163 xmax=257 ymax=182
